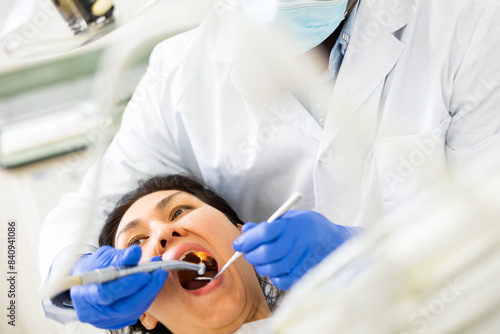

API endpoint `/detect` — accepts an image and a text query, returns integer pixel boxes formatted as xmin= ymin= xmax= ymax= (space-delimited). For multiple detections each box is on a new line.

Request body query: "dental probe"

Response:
xmin=197 ymin=192 xmax=303 ymax=282
xmin=42 ymin=260 xmax=205 ymax=300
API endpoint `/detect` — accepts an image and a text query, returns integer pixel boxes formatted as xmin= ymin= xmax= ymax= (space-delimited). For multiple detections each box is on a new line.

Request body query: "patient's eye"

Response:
xmin=129 ymin=236 xmax=148 ymax=246
xmin=170 ymin=205 xmax=193 ymax=221
xmin=173 ymin=209 xmax=185 ymax=219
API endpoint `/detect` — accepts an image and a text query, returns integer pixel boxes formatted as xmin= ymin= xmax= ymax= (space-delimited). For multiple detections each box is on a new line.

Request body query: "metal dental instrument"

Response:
xmin=196 ymin=191 xmax=303 ymax=282
xmin=42 ymin=260 xmax=206 ymax=300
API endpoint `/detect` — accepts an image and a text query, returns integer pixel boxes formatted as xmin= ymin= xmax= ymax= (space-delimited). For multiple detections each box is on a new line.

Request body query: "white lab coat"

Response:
xmin=39 ymin=0 xmax=500 ymax=322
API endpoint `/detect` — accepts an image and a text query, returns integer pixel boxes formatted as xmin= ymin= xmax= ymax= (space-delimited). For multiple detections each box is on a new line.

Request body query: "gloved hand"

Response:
xmin=70 ymin=245 xmax=168 ymax=329
xmin=233 ymin=210 xmax=363 ymax=290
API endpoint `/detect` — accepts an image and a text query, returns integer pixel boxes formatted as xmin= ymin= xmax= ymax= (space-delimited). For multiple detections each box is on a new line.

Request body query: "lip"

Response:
xmin=166 ymin=242 xmax=223 ymax=296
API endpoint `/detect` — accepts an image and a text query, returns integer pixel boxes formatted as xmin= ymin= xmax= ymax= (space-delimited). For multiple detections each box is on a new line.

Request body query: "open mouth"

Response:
xmin=178 ymin=251 xmax=218 ymax=290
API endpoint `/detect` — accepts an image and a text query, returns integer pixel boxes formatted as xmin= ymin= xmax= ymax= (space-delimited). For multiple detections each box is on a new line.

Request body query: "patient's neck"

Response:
xmin=246 ymin=297 xmax=272 ymax=323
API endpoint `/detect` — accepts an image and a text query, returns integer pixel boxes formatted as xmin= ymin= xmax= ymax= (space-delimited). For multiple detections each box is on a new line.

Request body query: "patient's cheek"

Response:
xmin=138 ymin=244 xmax=155 ymax=263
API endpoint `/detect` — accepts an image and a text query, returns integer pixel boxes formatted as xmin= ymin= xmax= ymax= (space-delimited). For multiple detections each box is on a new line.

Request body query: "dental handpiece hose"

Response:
xmin=80 ymin=260 xmax=206 ymax=285
xmin=213 ymin=192 xmax=303 ymax=280
xmin=42 ymin=260 xmax=205 ymax=300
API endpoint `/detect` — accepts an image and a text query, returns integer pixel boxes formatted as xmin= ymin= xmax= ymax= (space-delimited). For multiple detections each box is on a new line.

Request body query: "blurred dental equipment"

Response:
xmin=1 ymin=0 xmax=160 ymax=59
xmin=42 ymin=260 xmax=206 ymax=301
xmin=261 ymin=174 xmax=500 ymax=334
xmin=0 ymin=0 xmax=212 ymax=168
xmin=1 ymin=0 xmax=39 ymax=38
xmin=196 ymin=192 xmax=303 ymax=282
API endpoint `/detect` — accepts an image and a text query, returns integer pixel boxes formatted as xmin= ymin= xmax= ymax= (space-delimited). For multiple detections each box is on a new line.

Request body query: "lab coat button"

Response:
xmin=320 ymin=149 xmax=334 ymax=163
xmin=319 ymin=118 xmax=326 ymax=126
xmin=317 ymin=102 xmax=325 ymax=110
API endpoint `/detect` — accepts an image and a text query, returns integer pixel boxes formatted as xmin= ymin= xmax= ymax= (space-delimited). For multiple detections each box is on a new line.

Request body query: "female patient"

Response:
xmin=98 ymin=174 xmax=281 ymax=334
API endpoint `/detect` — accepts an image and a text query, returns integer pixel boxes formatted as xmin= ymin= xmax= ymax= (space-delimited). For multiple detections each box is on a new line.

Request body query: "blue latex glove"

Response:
xmin=233 ymin=210 xmax=363 ymax=290
xmin=70 ymin=245 xmax=168 ymax=329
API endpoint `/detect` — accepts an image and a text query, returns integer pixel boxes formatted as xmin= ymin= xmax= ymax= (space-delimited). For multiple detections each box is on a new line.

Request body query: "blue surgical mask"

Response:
xmin=238 ymin=0 xmax=349 ymax=55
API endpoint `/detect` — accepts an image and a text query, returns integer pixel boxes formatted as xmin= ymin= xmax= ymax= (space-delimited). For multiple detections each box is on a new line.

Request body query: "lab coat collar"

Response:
xmin=362 ymin=0 xmax=416 ymax=33
xmin=211 ymin=3 xmax=241 ymax=64
xmin=319 ymin=0 xmax=415 ymax=150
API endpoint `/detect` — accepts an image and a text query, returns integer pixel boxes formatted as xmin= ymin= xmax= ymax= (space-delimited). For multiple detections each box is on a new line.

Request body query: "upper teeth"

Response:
xmin=179 ymin=250 xmax=198 ymax=261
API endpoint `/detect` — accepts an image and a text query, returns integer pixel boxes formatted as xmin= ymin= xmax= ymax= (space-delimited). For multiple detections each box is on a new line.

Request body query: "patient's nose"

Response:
xmin=153 ymin=223 xmax=187 ymax=255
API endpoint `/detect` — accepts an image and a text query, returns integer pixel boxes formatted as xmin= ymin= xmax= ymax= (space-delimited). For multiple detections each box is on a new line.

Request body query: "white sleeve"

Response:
xmin=446 ymin=0 xmax=500 ymax=184
xmin=38 ymin=33 xmax=194 ymax=323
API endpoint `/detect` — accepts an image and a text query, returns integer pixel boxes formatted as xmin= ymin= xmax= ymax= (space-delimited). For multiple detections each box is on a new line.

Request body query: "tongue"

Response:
xmin=186 ymin=279 xmax=209 ymax=290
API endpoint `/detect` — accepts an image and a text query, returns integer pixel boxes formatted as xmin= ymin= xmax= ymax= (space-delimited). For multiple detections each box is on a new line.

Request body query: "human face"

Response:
xmin=114 ymin=190 xmax=270 ymax=333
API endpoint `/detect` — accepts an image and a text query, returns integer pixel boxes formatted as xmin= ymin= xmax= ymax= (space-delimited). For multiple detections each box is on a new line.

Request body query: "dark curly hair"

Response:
xmin=98 ymin=174 xmax=282 ymax=334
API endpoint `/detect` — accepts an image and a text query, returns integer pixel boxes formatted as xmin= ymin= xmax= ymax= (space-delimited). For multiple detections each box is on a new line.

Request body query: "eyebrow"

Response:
xmin=156 ymin=191 xmax=182 ymax=210
xmin=116 ymin=219 xmax=141 ymax=240
xmin=116 ymin=192 xmax=182 ymax=240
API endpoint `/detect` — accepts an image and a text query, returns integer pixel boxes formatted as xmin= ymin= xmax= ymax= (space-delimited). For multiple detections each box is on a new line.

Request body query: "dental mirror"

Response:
xmin=194 ymin=192 xmax=303 ymax=282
